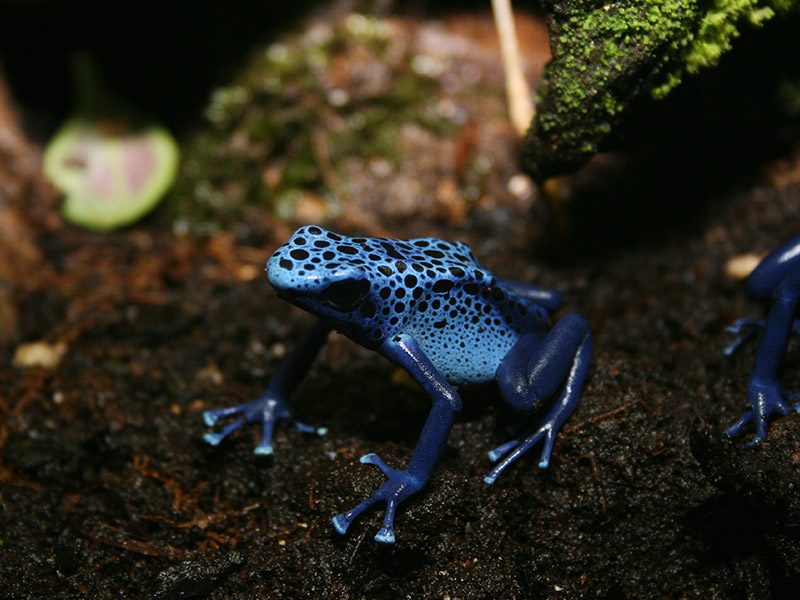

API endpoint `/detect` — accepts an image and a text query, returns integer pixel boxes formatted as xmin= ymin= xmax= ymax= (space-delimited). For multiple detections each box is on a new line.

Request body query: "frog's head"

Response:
xmin=266 ymin=226 xmax=380 ymax=339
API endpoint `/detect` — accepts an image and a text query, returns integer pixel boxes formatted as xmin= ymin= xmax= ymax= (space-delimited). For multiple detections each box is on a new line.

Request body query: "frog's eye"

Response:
xmin=321 ymin=278 xmax=370 ymax=310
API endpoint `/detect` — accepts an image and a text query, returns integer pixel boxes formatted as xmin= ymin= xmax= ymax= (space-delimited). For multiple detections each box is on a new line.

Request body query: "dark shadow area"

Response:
xmin=685 ymin=492 xmax=800 ymax=599
xmin=0 ymin=0 xmax=319 ymax=134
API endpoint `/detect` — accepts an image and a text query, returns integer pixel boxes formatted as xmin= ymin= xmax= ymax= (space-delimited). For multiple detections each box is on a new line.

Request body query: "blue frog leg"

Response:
xmin=744 ymin=234 xmax=800 ymax=301
xmin=724 ymin=235 xmax=800 ymax=357
xmin=726 ymin=258 xmax=800 ymax=444
xmin=497 ymin=278 xmax=564 ymax=313
xmin=203 ymin=319 xmax=332 ymax=455
xmin=331 ymin=333 xmax=462 ymax=544
xmin=485 ymin=313 xmax=592 ymax=484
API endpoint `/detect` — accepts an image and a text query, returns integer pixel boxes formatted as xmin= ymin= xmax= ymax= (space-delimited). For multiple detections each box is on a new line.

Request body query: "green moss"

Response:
xmin=169 ymin=13 xmax=452 ymax=234
xmin=660 ymin=0 xmax=794 ymax=97
xmin=521 ymin=0 xmax=798 ymax=180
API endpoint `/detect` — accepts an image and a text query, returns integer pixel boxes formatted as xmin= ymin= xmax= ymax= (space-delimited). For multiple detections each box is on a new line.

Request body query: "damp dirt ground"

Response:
xmin=2 ymin=5 xmax=800 ymax=600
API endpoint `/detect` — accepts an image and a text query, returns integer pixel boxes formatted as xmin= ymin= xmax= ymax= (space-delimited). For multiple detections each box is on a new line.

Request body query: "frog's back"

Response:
xmin=394 ymin=238 xmax=545 ymax=385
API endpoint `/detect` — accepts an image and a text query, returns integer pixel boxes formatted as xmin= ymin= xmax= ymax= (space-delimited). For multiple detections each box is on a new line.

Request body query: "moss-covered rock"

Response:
xmin=521 ymin=0 xmax=797 ymax=181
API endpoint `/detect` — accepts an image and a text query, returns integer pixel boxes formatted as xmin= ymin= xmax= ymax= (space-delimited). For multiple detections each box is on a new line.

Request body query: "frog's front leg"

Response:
xmin=332 ymin=333 xmax=462 ymax=544
xmin=485 ymin=313 xmax=592 ymax=484
xmin=726 ymin=261 xmax=800 ymax=444
xmin=202 ymin=319 xmax=331 ymax=455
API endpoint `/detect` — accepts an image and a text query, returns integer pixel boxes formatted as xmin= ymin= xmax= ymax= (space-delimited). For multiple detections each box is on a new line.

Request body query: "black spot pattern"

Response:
xmin=266 ymin=226 xmax=551 ymax=383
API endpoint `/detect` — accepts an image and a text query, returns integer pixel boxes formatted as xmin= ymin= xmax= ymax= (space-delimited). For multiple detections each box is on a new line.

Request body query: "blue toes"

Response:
xmin=723 ymin=318 xmax=764 ymax=356
xmin=202 ymin=395 xmax=327 ymax=454
xmin=360 ymin=453 xmax=392 ymax=476
xmin=725 ymin=386 xmax=796 ymax=443
xmin=484 ymin=425 xmax=560 ymax=483
xmin=745 ymin=436 xmax=764 ymax=448
xmin=294 ymin=422 xmax=328 ymax=436
xmin=487 ymin=440 xmax=518 ymax=463
xmin=331 ymin=456 xmax=421 ymax=543
xmin=203 ymin=432 xmax=224 ymax=446
xmin=254 ymin=443 xmax=274 ymax=456
xmin=374 ymin=527 xmax=395 ymax=544
xmin=725 ymin=409 xmax=753 ymax=438
xmin=538 ymin=432 xmax=556 ymax=469
xmin=332 ymin=514 xmax=350 ymax=535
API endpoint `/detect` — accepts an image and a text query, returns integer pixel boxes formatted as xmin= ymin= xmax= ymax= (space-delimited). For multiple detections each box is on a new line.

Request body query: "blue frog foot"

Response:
xmin=203 ymin=395 xmax=327 ymax=455
xmin=332 ymin=453 xmax=422 ymax=544
xmin=483 ymin=421 xmax=562 ymax=486
xmin=723 ymin=318 xmax=800 ymax=356
xmin=723 ymin=318 xmax=765 ymax=356
xmin=725 ymin=382 xmax=800 ymax=446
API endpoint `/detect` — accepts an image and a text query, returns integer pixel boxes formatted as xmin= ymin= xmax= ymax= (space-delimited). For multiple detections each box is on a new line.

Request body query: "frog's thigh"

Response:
xmin=496 ymin=314 xmax=590 ymax=414
xmin=745 ymin=233 xmax=800 ymax=300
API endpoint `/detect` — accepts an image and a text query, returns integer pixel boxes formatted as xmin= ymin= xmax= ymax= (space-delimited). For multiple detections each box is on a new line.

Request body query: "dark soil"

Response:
xmin=2 ymin=5 xmax=800 ymax=600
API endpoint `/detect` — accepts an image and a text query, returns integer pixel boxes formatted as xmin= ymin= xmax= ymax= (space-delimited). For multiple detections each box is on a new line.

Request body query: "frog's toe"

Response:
xmin=203 ymin=406 xmax=239 ymax=427
xmin=202 ymin=431 xmax=225 ymax=447
xmin=332 ymin=464 xmax=421 ymax=543
xmin=725 ymin=411 xmax=753 ymax=438
xmin=537 ymin=429 xmax=557 ymax=469
xmin=726 ymin=318 xmax=764 ymax=334
xmin=331 ymin=513 xmax=351 ymax=535
xmin=332 ymin=495 xmax=381 ymax=536
xmin=360 ymin=452 xmax=392 ymax=475
xmin=294 ymin=421 xmax=328 ymax=436
xmin=202 ymin=415 xmax=247 ymax=446
xmin=487 ymin=439 xmax=519 ymax=463
xmin=484 ymin=421 xmax=563 ymax=484
xmin=254 ymin=442 xmax=274 ymax=456
xmin=723 ymin=318 xmax=765 ymax=356
xmin=374 ymin=501 xmax=399 ymax=544
xmin=374 ymin=527 xmax=395 ymax=544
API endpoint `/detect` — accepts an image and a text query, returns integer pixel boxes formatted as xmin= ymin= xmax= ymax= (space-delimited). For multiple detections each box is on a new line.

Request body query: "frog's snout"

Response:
xmin=265 ymin=250 xmax=298 ymax=293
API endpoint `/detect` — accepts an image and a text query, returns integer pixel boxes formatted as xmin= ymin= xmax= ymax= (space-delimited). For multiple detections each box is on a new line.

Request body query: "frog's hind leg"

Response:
xmin=485 ymin=313 xmax=592 ymax=484
xmin=496 ymin=278 xmax=564 ymax=312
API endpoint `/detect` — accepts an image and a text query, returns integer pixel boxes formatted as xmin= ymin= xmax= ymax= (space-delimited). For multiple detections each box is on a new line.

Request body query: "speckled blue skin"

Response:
xmin=724 ymin=234 xmax=800 ymax=444
xmin=203 ymin=226 xmax=593 ymax=544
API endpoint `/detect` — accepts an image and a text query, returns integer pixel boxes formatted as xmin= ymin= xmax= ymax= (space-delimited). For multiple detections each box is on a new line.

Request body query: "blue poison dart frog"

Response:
xmin=203 ymin=226 xmax=593 ymax=543
xmin=724 ymin=234 xmax=800 ymax=444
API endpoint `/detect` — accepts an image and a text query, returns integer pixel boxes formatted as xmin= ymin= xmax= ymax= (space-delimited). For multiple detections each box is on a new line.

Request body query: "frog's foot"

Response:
xmin=331 ymin=453 xmax=422 ymax=544
xmin=483 ymin=419 xmax=562 ymax=485
xmin=725 ymin=381 xmax=800 ymax=446
xmin=723 ymin=318 xmax=765 ymax=356
xmin=723 ymin=318 xmax=800 ymax=356
xmin=202 ymin=395 xmax=327 ymax=455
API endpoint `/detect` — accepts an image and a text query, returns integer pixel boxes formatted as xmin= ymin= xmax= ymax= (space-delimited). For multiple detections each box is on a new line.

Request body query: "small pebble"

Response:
xmin=12 ymin=341 xmax=67 ymax=369
xmin=725 ymin=253 xmax=762 ymax=280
